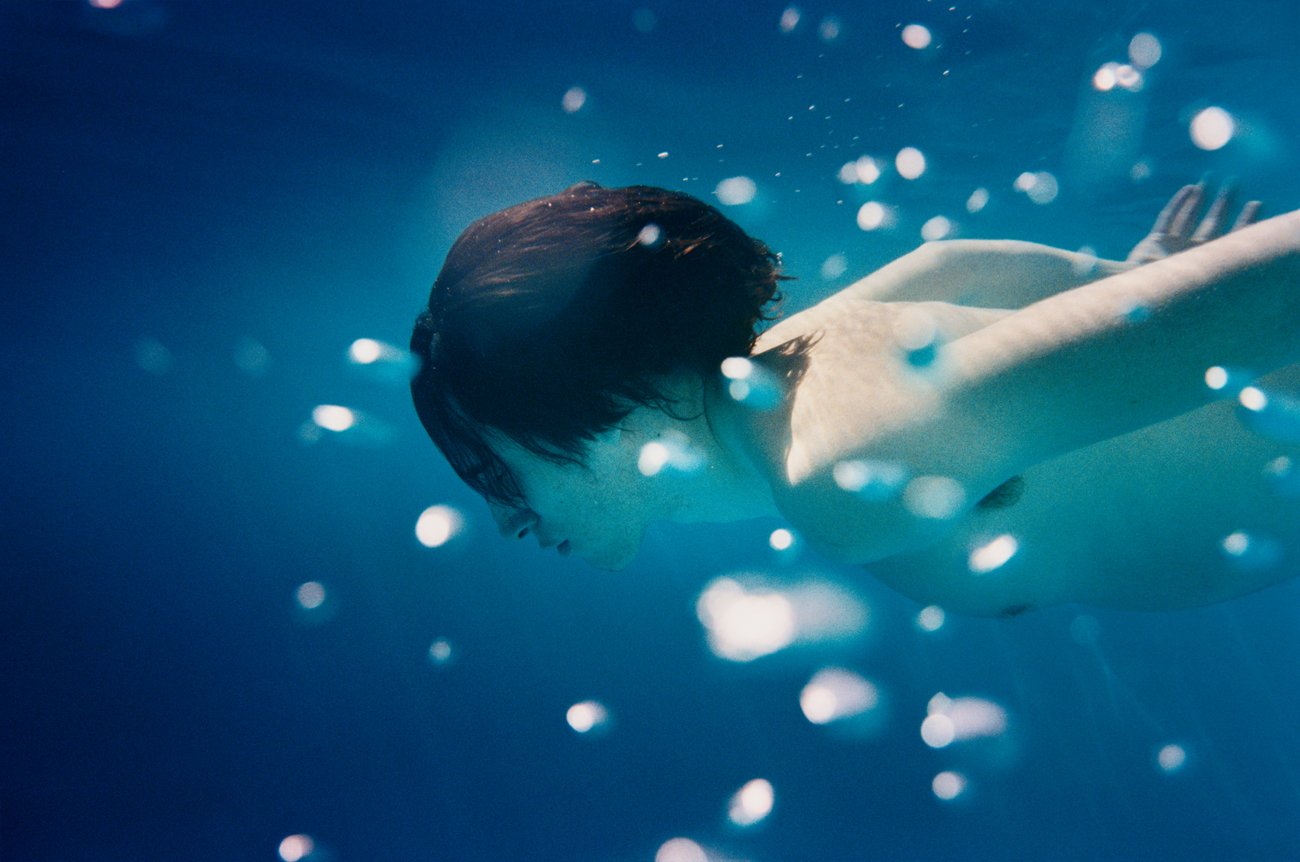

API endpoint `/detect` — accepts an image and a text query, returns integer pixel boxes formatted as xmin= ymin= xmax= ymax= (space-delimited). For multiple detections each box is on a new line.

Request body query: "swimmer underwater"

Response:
xmin=410 ymin=182 xmax=1300 ymax=616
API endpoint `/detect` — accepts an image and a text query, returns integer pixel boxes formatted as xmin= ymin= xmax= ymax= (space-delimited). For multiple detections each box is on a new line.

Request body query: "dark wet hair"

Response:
xmin=410 ymin=182 xmax=787 ymax=505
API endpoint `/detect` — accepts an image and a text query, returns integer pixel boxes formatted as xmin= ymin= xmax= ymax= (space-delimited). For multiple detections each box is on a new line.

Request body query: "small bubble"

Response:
xmin=234 ymin=337 xmax=270 ymax=377
xmin=656 ymin=838 xmax=709 ymax=862
xmin=901 ymin=24 xmax=932 ymax=49
xmin=895 ymin=147 xmax=926 ymax=179
xmin=818 ymin=16 xmax=841 ymax=42
xmin=566 ymin=700 xmax=610 ymax=733
xmin=428 ymin=638 xmax=454 ymax=664
xmin=415 ymin=505 xmax=464 ymax=548
xmin=932 ymin=771 xmax=967 ymax=800
xmin=966 ymin=187 xmax=989 ymax=213
xmin=1128 ymin=32 xmax=1162 ymax=69
xmin=1191 ymin=107 xmax=1235 ymax=151
xmin=769 ymin=528 xmax=795 ymax=551
xmin=562 ymin=86 xmax=587 ymax=113
xmin=820 ymin=253 xmax=848 ymax=280
xmin=728 ymin=778 xmax=775 ymax=826
xmin=832 ymin=459 xmax=910 ymax=500
xmin=921 ymin=215 xmax=953 ymax=241
xmin=637 ymin=223 xmax=663 ymax=247
xmin=296 ymin=581 xmax=326 ymax=610
xmin=968 ymin=534 xmax=1018 ymax=573
xmin=1157 ymin=743 xmax=1187 ymax=773
xmin=916 ymin=605 xmax=945 ymax=631
xmin=904 ymin=476 xmax=966 ymax=519
xmin=779 ymin=7 xmax=801 ymax=33
xmin=714 ymin=176 xmax=757 ymax=205
xmin=278 ymin=834 xmax=314 ymax=862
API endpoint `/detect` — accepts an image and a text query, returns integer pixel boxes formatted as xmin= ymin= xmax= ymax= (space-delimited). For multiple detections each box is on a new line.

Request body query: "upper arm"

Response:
xmin=843 ymin=239 xmax=1130 ymax=308
xmin=778 ymin=212 xmax=1300 ymax=564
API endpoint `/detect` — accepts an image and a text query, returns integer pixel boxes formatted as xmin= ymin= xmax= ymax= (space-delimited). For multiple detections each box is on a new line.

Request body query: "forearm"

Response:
xmin=944 ymin=210 xmax=1300 ymax=473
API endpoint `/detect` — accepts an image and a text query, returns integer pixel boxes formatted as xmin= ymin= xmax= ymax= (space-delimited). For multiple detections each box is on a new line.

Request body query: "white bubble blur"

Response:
xmin=857 ymin=201 xmax=889 ymax=231
xmin=296 ymin=581 xmax=326 ymax=610
xmin=779 ymin=6 xmax=801 ymax=33
xmin=925 ymin=693 xmax=1009 ymax=747
xmin=656 ymin=837 xmax=709 ymax=862
xmin=1234 ymin=384 xmax=1300 ymax=442
xmin=566 ymin=700 xmax=609 ymax=733
xmin=932 ymin=771 xmax=967 ymax=801
xmin=800 ymin=667 xmax=879 ymax=724
xmin=820 ymin=253 xmax=848 ymax=280
xmin=415 ymin=505 xmax=464 ymax=548
xmin=832 ymin=459 xmax=910 ymax=501
xmin=903 ymin=476 xmax=966 ymax=519
xmin=1014 ymin=171 xmax=1059 ymax=204
xmin=637 ymin=223 xmax=662 ymax=247
xmin=1128 ymin=32 xmax=1162 ymax=69
xmin=697 ymin=576 xmax=867 ymax=662
xmin=769 ymin=528 xmax=795 ymax=551
xmin=311 ymin=404 xmax=355 ymax=432
xmin=346 ymin=338 xmax=417 ymax=385
xmin=1157 ymin=743 xmax=1187 ymax=773
xmin=638 ymin=431 xmax=703 ymax=476
xmin=562 ymin=87 xmax=587 ymax=113
xmin=428 ymin=638 xmax=454 ymax=665
xmin=921 ymin=712 xmax=955 ymax=748
xmin=901 ymin=24 xmax=932 ymax=49
xmin=895 ymin=147 xmax=926 ymax=180
xmin=855 ymin=156 xmax=882 ymax=184
xmin=697 ymin=578 xmax=796 ymax=662
xmin=921 ymin=216 xmax=953 ymax=242
xmin=966 ymin=187 xmax=989 ymax=213
xmin=714 ymin=176 xmax=757 ymax=206
xmin=720 ymin=356 xmax=783 ymax=409
xmin=916 ymin=605 xmax=945 ymax=632
xmin=279 ymin=834 xmax=314 ymax=862
xmin=1191 ymin=107 xmax=1235 ymax=150
xmin=818 ymin=16 xmax=841 ymax=42
xmin=728 ymin=778 xmax=775 ymax=826
xmin=968 ymin=534 xmax=1019 ymax=574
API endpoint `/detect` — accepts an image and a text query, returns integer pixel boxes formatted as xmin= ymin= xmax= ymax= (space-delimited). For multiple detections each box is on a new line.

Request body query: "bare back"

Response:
xmin=746 ymin=232 xmax=1300 ymax=615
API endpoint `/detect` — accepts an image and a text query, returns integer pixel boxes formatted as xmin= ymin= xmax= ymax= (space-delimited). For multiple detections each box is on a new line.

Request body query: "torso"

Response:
xmin=751 ymin=295 xmax=1300 ymax=615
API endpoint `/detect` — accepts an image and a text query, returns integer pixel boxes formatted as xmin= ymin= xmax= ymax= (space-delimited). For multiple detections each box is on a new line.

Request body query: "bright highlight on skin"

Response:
xmin=728 ymin=778 xmax=774 ymax=826
xmin=415 ymin=505 xmax=463 ymax=548
xmin=1191 ymin=107 xmax=1235 ymax=150
xmin=566 ymin=700 xmax=609 ymax=733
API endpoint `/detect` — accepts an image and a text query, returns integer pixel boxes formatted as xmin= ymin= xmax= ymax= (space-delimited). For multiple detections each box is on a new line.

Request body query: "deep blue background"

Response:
xmin=4 ymin=2 xmax=1300 ymax=860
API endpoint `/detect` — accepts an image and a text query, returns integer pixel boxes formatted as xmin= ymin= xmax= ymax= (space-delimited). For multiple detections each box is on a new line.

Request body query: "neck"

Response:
xmin=659 ymin=375 xmax=782 ymax=524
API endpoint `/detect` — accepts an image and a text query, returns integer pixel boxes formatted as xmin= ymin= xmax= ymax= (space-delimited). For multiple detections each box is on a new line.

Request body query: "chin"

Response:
xmin=581 ymin=539 xmax=641 ymax=572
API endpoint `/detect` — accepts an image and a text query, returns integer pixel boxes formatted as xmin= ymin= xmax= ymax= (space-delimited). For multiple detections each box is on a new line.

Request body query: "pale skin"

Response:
xmin=490 ymin=186 xmax=1300 ymax=615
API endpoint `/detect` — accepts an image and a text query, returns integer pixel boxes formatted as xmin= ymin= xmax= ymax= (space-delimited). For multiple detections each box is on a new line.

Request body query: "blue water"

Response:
xmin=4 ymin=2 xmax=1300 ymax=860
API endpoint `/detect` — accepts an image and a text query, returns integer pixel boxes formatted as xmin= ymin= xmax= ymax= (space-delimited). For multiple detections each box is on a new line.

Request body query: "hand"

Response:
xmin=1125 ymin=183 xmax=1262 ymax=265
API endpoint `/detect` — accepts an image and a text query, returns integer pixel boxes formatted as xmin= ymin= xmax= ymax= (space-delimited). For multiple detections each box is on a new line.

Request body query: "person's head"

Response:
xmin=410 ymin=182 xmax=786 ymax=564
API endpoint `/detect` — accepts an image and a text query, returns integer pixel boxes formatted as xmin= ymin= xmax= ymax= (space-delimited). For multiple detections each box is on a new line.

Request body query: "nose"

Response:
xmin=491 ymin=503 xmax=539 ymax=540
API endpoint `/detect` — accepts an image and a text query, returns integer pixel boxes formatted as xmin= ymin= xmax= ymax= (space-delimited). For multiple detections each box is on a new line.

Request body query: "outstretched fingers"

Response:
xmin=1231 ymin=200 xmax=1263 ymax=232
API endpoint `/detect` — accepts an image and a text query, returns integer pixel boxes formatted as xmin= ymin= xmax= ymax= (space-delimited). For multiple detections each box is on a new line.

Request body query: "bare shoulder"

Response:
xmin=751 ymin=294 xmax=1011 ymax=564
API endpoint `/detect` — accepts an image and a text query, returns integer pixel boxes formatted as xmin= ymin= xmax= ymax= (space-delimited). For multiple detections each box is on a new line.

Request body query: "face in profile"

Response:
xmin=485 ymin=427 xmax=671 ymax=571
